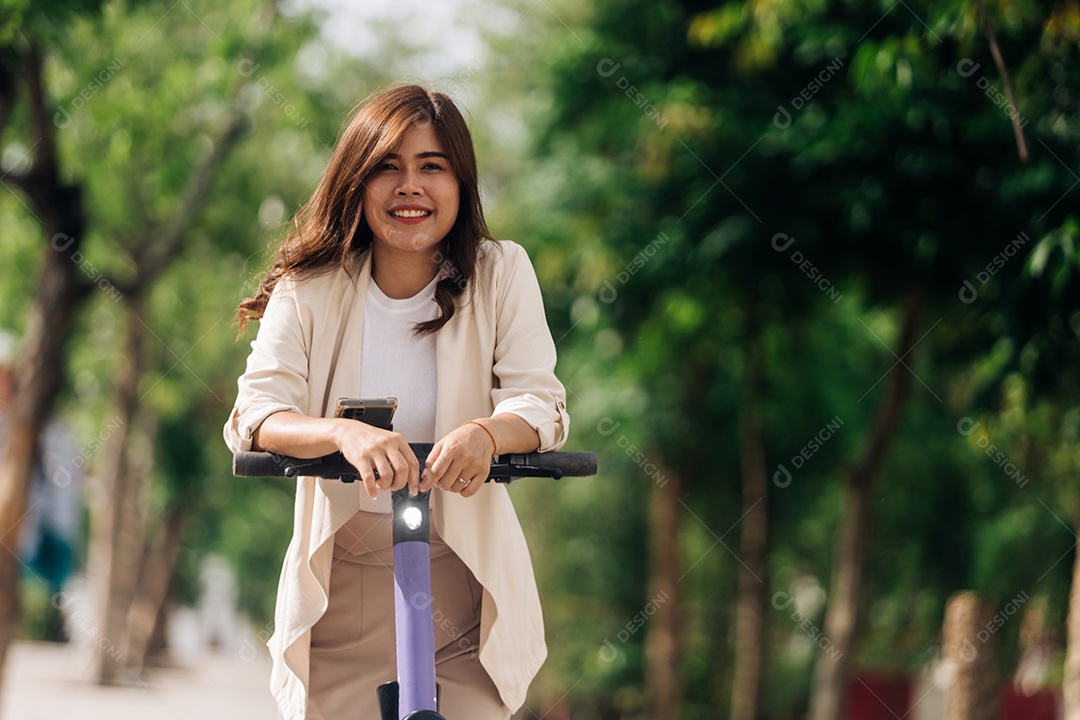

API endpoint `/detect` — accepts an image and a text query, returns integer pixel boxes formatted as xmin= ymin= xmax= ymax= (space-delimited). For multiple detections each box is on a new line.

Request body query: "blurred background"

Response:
xmin=0 ymin=0 xmax=1078 ymax=719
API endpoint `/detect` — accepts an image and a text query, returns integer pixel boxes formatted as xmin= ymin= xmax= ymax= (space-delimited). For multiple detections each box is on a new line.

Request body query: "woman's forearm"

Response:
xmin=251 ymin=411 xmax=349 ymax=458
xmin=475 ymin=413 xmax=541 ymax=455
xmin=254 ymin=410 xmax=542 ymax=459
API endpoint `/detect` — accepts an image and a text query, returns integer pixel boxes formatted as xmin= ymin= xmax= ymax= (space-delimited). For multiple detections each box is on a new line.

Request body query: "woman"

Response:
xmin=223 ymin=85 xmax=569 ymax=720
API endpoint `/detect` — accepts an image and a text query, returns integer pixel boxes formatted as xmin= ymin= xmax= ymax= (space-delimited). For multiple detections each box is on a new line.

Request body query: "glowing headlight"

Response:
xmin=402 ymin=505 xmax=423 ymax=531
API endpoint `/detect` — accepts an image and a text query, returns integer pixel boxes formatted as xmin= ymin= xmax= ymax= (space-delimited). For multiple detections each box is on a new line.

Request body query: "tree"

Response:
xmin=1 ymin=0 xmax=334 ymax=684
xmin=523 ymin=0 xmax=1080 ymax=717
xmin=0 ymin=0 xmax=109 ymax=694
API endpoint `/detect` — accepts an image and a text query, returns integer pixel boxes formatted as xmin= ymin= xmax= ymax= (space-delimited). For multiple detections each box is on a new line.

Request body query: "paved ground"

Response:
xmin=1 ymin=640 xmax=279 ymax=720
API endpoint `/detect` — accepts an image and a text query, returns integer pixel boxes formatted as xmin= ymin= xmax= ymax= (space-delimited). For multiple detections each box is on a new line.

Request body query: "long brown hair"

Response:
xmin=236 ymin=84 xmax=493 ymax=334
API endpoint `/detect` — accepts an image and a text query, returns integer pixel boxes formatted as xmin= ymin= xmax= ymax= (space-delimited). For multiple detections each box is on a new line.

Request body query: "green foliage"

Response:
xmin=508 ymin=0 xmax=1080 ymax=715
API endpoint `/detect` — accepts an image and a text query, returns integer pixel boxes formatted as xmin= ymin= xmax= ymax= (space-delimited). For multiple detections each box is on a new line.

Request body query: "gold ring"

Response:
xmin=457 ymin=477 xmax=471 ymax=487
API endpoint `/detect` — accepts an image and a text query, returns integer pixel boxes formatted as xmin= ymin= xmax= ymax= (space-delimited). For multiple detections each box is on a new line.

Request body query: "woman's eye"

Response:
xmin=378 ymin=162 xmax=398 ymax=171
xmin=423 ymin=162 xmax=444 ymax=171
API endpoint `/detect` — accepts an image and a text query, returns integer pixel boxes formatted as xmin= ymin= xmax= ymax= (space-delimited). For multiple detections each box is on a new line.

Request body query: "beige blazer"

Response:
xmin=223 ymin=240 xmax=569 ymax=718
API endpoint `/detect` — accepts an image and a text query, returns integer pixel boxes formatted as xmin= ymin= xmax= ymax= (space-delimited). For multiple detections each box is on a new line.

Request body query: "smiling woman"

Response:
xmin=225 ymin=84 xmax=570 ymax=720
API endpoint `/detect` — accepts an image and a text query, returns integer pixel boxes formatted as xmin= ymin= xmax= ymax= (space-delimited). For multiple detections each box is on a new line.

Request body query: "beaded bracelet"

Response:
xmin=464 ymin=420 xmax=498 ymax=457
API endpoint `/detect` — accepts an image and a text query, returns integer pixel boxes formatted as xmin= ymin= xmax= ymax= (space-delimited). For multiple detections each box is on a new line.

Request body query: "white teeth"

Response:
xmin=392 ymin=209 xmax=430 ymax=218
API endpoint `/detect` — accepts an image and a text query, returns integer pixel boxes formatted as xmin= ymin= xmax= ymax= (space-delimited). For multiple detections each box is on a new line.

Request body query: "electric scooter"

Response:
xmin=233 ymin=443 xmax=597 ymax=720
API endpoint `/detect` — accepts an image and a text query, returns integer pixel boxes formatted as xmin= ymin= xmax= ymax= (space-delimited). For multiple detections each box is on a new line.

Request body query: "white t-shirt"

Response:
xmin=356 ymin=274 xmax=439 ymax=512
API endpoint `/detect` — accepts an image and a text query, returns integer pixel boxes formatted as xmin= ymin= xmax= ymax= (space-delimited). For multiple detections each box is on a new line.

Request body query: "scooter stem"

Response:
xmin=390 ymin=490 xmax=441 ymax=719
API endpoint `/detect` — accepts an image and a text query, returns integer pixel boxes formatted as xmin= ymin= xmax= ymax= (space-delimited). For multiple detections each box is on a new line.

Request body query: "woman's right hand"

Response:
xmin=253 ymin=411 xmax=420 ymax=498
xmin=333 ymin=419 xmax=420 ymax=499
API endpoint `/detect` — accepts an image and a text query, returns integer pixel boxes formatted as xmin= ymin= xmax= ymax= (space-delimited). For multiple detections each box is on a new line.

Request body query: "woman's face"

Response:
xmin=362 ymin=123 xmax=461 ymax=255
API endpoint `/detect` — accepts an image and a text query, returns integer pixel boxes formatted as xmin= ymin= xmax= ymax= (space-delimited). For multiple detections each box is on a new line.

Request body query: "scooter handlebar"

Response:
xmin=232 ymin=451 xmax=298 ymax=478
xmin=232 ymin=445 xmax=597 ymax=481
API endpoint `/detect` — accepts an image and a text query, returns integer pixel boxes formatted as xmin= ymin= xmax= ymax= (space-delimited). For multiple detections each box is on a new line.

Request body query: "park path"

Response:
xmin=1 ymin=640 xmax=278 ymax=719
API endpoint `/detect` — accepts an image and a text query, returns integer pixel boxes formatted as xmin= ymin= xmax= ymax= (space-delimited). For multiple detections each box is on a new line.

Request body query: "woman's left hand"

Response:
xmin=421 ymin=422 xmax=496 ymax=498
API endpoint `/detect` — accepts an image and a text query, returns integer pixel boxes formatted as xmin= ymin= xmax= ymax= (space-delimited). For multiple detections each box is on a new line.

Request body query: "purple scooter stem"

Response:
xmin=394 ymin=540 xmax=438 ymax=716
xmin=378 ymin=489 xmax=446 ymax=720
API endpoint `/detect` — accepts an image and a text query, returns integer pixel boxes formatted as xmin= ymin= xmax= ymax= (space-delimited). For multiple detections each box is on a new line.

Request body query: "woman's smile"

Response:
xmin=388 ymin=204 xmax=434 ymax=225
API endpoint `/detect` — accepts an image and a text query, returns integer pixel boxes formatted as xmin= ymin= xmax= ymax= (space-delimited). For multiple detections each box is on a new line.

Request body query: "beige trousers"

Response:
xmin=307 ymin=509 xmax=510 ymax=720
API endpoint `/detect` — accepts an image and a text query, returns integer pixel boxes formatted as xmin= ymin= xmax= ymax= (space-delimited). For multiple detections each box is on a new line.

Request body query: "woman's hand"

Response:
xmin=421 ymin=422 xmax=496 ymax=498
xmin=333 ymin=419 xmax=420 ymax=500
xmin=254 ymin=411 xmax=537 ymax=499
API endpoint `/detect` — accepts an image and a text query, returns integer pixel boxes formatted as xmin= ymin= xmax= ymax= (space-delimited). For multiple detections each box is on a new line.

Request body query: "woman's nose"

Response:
xmin=395 ymin=168 xmax=423 ymax=195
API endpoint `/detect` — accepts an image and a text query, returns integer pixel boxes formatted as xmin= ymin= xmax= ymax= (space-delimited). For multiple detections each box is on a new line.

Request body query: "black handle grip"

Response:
xmin=504 ymin=452 xmax=597 ymax=477
xmin=233 ymin=451 xmax=294 ymax=478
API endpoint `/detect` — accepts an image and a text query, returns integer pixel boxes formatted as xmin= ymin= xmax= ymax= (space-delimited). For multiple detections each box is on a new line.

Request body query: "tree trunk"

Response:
xmin=645 ymin=468 xmax=682 ymax=720
xmin=89 ymin=300 xmax=146 ymax=683
xmin=0 ymin=41 xmax=88 ymax=702
xmin=807 ymin=292 xmax=926 ymax=720
xmin=807 ymin=474 xmax=873 ymax=720
xmin=145 ymin=576 xmax=171 ymax=664
xmin=730 ymin=332 xmax=768 ymax=720
xmin=942 ymin=592 xmax=998 ymax=720
xmin=0 ymin=238 xmax=84 ymax=682
xmin=1062 ymin=501 xmax=1080 ymax=719
xmin=126 ymin=502 xmax=187 ymax=673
